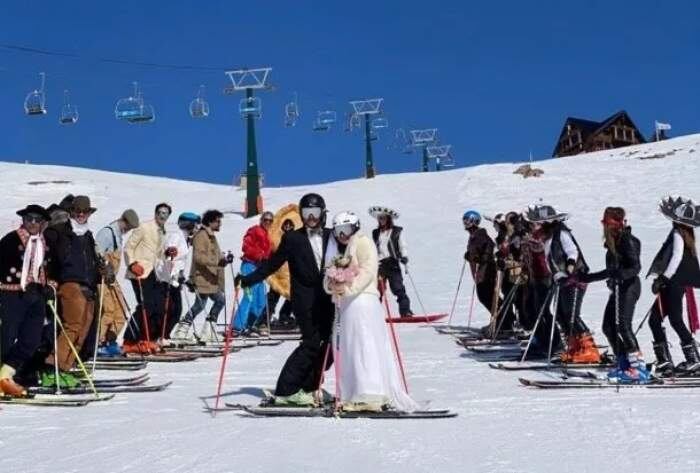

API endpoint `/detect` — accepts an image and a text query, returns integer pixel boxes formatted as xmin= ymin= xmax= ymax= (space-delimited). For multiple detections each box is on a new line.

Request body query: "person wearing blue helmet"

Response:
xmin=462 ymin=210 xmax=500 ymax=336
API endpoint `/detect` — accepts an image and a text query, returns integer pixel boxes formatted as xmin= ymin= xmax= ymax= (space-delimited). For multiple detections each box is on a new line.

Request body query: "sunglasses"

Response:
xmin=23 ymin=214 xmax=45 ymax=224
xmin=333 ymin=224 xmax=355 ymax=239
xmin=301 ymin=207 xmax=322 ymax=220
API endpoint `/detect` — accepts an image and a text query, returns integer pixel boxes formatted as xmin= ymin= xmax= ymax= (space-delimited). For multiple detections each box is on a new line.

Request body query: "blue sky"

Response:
xmin=1 ymin=1 xmax=698 ymax=186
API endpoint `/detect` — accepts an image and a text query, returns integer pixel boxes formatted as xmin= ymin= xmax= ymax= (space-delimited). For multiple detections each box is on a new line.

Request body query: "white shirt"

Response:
xmin=663 ymin=230 xmax=685 ymax=279
xmin=155 ymin=230 xmax=190 ymax=286
xmin=376 ymin=228 xmax=408 ymax=261
xmin=544 ymin=229 xmax=578 ymax=280
xmin=307 ymin=228 xmax=323 ymax=270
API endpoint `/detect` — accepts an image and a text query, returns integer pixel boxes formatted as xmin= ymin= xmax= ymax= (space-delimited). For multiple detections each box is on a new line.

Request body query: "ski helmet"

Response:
xmin=462 ymin=210 xmax=481 ymax=228
xmin=659 ymin=196 xmax=700 ymax=228
xmin=178 ymin=212 xmax=201 ymax=230
xmin=332 ymin=211 xmax=360 ymax=239
xmin=299 ymin=193 xmax=327 ymax=226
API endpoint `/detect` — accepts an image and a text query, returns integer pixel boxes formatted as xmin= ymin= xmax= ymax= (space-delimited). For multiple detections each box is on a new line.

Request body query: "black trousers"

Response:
xmin=124 ymin=273 xmax=163 ymax=343
xmin=555 ymin=283 xmax=589 ymax=337
xmin=275 ymin=293 xmax=334 ymax=396
xmin=156 ymin=283 xmax=182 ymax=340
xmin=475 ymin=267 xmax=507 ymax=328
xmin=379 ymin=258 xmax=412 ymax=316
xmin=649 ymin=282 xmax=693 ymax=346
xmin=602 ymin=279 xmax=641 ymax=355
xmin=0 ymin=286 xmax=46 ymax=372
xmin=267 ymin=290 xmax=294 ymax=321
xmin=526 ymin=282 xmax=561 ymax=353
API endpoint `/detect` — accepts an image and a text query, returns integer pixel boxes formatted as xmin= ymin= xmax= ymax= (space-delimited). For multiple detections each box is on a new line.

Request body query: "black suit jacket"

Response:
xmin=243 ymin=227 xmax=332 ymax=313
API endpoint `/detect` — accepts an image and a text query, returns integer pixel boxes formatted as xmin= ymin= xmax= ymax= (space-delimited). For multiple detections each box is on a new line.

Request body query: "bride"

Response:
xmin=324 ymin=211 xmax=418 ymax=412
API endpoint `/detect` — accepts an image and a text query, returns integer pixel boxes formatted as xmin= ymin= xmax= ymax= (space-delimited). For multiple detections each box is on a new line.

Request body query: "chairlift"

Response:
xmin=115 ymin=82 xmax=145 ymax=120
xmin=24 ymin=72 xmax=47 ymax=116
xmin=239 ymin=96 xmax=262 ymax=119
xmin=345 ymin=112 xmax=361 ymax=132
xmin=312 ymin=117 xmax=330 ymax=132
xmin=372 ymin=116 xmax=389 ymax=130
xmin=127 ymin=103 xmax=155 ymax=124
xmin=318 ymin=110 xmax=337 ymax=126
xmin=59 ymin=90 xmax=78 ymax=125
xmin=284 ymin=93 xmax=300 ymax=127
xmin=189 ymin=85 xmax=209 ymax=119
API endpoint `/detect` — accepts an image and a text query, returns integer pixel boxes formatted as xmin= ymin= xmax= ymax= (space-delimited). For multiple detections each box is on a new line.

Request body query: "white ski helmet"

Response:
xmin=332 ymin=211 xmax=360 ymax=239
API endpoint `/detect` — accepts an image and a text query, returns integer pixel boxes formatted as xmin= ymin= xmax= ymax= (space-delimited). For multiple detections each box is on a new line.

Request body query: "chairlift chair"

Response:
xmin=284 ymin=99 xmax=299 ymax=127
xmin=115 ymin=82 xmax=145 ymax=120
xmin=318 ymin=110 xmax=337 ymax=126
xmin=24 ymin=72 xmax=47 ymax=116
xmin=59 ymin=90 xmax=78 ymax=125
xmin=189 ymin=85 xmax=210 ymax=118
xmin=239 ymin=96 xmax=262 ymax=119
xmin=372 ymin=116 xmax=389 ymax=130
xmin=127 ymin=103 xmax=155 ymax=124
xmin=345 ymin=112 xmax=361 ymax=132
xmin=312 ymin=117 xmax=330 ymax=132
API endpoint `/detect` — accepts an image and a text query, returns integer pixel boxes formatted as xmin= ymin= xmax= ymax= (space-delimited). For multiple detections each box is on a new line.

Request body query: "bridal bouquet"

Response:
xmin=325 ymin=255 xmax=359 ymax=301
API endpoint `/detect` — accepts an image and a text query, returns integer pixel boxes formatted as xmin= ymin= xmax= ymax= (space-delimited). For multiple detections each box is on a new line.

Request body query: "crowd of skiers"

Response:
xmin=463 ymin=197 xmax=700 ymax=383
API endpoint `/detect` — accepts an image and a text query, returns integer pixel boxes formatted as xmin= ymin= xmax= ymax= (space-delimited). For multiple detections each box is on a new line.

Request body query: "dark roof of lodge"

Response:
xmin=553 ymin=110 xmax=645 ymax=156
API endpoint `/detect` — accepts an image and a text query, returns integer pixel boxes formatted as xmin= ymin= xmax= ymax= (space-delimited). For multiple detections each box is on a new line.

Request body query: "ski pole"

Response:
xmin=634 ymin=298 xmax=658 ymax=337
xmin=466 ymin=264 xmax=479 ymax=329
xmin=490 ymin=283 xmax=519 ymax=343
xmin=136 ymin=279 xmax=152 ymax=352
xmin=546 ymin=284 xmax=561 ymax=368
xmin=488 ymin=270 xmax=503 ymax=336
xmin=614 ymin=283 xmax=622 ymax=391
xmin=520 ymin=285 xmax=555 ymax=363
xmin=46 ymin=296 xmax=98 ymax=398
xmin=381 ymin=278 xmax=409 ymax=393
xmin=90 ymin=277 xmax=106 ymax=376
xmin=159 ymin=256 xmax=175 ymax=342
xmin=447 ymin=259 xmax=467 ymax=327
xmin=213 ymin=284 xmax=240 ymax=415
xmin=404 ymin=266 xmax=429 ymax=325
xmin=316 ymin=340 xmax=331 ymax=405
xmin=332 ymin=306 xmax=342 ymax=412
xmin=49 ymin=285 xmax=61 ymax=394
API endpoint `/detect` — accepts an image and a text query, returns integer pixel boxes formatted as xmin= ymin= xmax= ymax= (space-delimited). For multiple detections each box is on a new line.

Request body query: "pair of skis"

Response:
xmin=207 ymin=402 xmax=456 ymax=419
xmin=519 ymin=377 xmax=700 ymax=389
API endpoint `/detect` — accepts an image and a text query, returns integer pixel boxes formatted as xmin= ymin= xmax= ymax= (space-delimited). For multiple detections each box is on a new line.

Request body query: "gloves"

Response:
xmin=226 ymin=252 xmax=234 ymax=264
xmin=400 ymin=256 xmax=408 ymax=265
xmin=234 ymin=274 xmax=242 ymax=287
xmin=164 ymin=246 xmax=178 ymax=258
xmin=129 ymin=262 xmax=145 ymax=278
xmin=652 ymin=275 xmax=669 ymax=295
xmin=565 ymin=259 xmax=576 ymax=275
xmin=177 ymin=271 xmax=186 ymax=285
xmin=496 ymin=258 xmax=506 ymax=271
xmin=185 ymin=280 xmax=195 ymax=293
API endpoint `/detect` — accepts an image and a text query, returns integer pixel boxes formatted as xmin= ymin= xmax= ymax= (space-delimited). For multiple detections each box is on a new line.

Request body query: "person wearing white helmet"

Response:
xmin=324 ymin=211 xmax=417 ymax=412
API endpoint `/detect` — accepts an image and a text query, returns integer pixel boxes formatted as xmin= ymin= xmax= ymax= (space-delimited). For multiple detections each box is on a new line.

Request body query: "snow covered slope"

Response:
xmin=1 ymin=134 xmax=699 ymax=473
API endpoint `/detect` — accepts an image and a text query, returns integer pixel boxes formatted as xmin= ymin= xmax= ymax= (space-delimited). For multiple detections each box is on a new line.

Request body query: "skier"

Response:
xmin=524 ymin=204 xmax=601 ymax=364
xmin=0 ymin=205 xmax=52 ymax=397
xmin=123 ymin=203 xmax=171 ymax=354
xmin=155 ymin=212 xmax=200 ymax=343
xmin=237 ymin=193 xmax=334 ymax=406
xmin=647 ymin=196 xmax=700 ymax=374
xmin=369 ymin=206 xmax=413 ymax=317
xmin=232 ymin=211 xmax=274 ymax=336
xmin=93 ymin=209 xmax=140 ymax=357
xmin=267 ymin=218 xmax=296 ymax=329
xmin=324 ymin=211 xmax=418 ymax=412
xmin=578 ymin=207 xmax=649 ymax=382
xmin=493 ymin=211 xmax=524 ymax=334
xmin=462 ymin=210 xmax=500 ymax=336
xmin=42 ymin=196 xmax=104 ymax=387
xmin=179 ymin=209 xmax=232 ymax=343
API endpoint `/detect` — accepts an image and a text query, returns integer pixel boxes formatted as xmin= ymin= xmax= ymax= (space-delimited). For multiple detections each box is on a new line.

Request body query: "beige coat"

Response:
xmin=124 ymin=220 xmax=165 ymax=279
xmin=324 ymin=232 xmax=380 ymax=299
xmin=190 ymin=227 xmax=225 ymax=294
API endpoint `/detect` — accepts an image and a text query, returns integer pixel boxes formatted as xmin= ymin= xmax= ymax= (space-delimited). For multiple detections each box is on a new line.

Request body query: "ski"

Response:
xmin=0 ymin=396 xmax=90 ymax=407
xmin=121 ymin=353 xmax=199 ymax=362
xmin=238 ymin=405 xmax=457 ymax=418
xmin=518 ymin=377 xmax=700 ymax=389
xmin=91 ymin=374 xmax=150 ymax=387
xmin=385 ymin=313 xmax=448 ymax=324
xmin=458 ymin=338 xmax=521 ymax=347
xmin=29 ymin=381 xmax=172 ymax=395
xmin=489 ymin=361 xmax=615 ymax=371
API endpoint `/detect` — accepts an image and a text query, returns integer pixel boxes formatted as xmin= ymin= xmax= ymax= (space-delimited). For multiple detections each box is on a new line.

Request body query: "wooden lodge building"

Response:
xmin=552 ymin=110 xmax=647 ymax=157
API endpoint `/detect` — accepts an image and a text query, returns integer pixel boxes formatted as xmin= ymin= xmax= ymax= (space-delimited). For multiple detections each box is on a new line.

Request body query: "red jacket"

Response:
xmin=241 ymin=225 xmax=272 ymax=263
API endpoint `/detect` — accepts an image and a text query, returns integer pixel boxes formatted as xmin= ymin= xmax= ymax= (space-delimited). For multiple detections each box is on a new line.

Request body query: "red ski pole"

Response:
xmin=137 ymin=278 xmax=152 ymax=354
xmin=381 ymin=278 xmax=409 ymax=394
xmin=214 ymin=284 xmax=240 ymax=415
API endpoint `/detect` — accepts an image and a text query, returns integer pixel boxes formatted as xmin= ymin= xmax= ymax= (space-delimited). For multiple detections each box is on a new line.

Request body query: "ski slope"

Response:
xmin=1 ymin=134 xmax=700 ymax=473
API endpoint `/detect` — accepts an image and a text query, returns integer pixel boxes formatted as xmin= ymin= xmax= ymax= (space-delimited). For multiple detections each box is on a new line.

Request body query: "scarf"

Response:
xmin=71 ymin=219 xmax=90 ymax=236
xmin=17 ymin=227 xmax=46 ymax=290
xmin=686 ymin=287 xmax=699 ymax=333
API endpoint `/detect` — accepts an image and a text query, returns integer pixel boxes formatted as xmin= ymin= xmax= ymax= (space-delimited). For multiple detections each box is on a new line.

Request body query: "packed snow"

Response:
xmin=1 ymin=134 xmax=700 ymax=473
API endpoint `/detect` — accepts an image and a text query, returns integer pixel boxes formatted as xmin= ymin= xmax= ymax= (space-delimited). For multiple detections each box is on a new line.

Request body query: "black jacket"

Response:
xmin=581 ymin=227 xmax=641 ymax=287
xmin=547 ymin=224 xmax=589 ymax=274
xmin=371 ymin=226 xmax=404 ymax=261
xmin=44 ymin=221 xmax=99 ymax=289
xmin=242 ymin=227 xmax=333 ymax=313
xmin=0 ymin=230 xmax=49 ymax=290
xmin=648 ymin=229 xmax=700 ymax=287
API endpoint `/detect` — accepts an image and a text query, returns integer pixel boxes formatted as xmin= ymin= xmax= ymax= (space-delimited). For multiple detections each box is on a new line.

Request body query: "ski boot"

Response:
xmin=272 ymin=389 xmax=316 ymax=407
xmin=677 ymin=342 xmax=700 ymax=373
xmin=40 ymin=369 xmax=82 ymax=389
xmin=243 ymin=327 xmax=260 ymax=339
xmin=198 ymin=320 xmax=219 ymax=344
xmin=97 ymin=341 xmax=123 ymax=358
xmin=0 ymin=364 xmax=28 ymax=397
xmin=652 ymin=341 xmax=674 ymax=377
xmin=607 ymin=353 xmax=630 ymax=380
xmin=616 ymin=352 xmax=651 ymax=384
xmin=570 ymin=333 xmax=602 ymax=364
xmin=559 ymin=335 xmax=580 ymax=363
xmin=171 ymin=321 xmax=192 ymax=340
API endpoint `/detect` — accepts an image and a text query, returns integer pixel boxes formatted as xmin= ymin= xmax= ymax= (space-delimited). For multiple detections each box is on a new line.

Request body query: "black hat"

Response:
xmin=659 ymin=196 xmax=700 ymax=228
xmin=58 ymin=194 xmax=75 ymax=212
xmin=71 ymin=195 xmax=96 ymax=214
xmin=17 ymin=204 xmax=51 ymax=221
xmin=523 ymin=204 xmax=569 ymax=223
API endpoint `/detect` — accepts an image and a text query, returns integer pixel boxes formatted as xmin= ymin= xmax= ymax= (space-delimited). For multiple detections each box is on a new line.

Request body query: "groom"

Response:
xmin=237 ymin=193 xmax=334 ymax=405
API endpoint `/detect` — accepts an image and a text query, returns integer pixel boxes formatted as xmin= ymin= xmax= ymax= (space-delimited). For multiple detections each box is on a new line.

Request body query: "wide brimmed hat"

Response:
xmin=659 ymin=196 xmax=700 ymax=227
xmin=17 ymin=204 xmax=51 ymax=221
xmin=524 ymin=204 xmax=569 ymax=223
xmin=71 ymin=195 xmax=96 ymax=214
xmin=368 ymin=206 xmax=399 ymax=220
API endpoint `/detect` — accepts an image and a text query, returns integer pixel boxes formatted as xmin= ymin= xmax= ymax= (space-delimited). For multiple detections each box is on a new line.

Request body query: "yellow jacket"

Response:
xmin=124 ymin=220 xmax=165 ymax=279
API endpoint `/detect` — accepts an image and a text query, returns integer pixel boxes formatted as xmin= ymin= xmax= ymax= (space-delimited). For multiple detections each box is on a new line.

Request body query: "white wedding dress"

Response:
xmin=325 ymin=232 xmax=418 ymax=412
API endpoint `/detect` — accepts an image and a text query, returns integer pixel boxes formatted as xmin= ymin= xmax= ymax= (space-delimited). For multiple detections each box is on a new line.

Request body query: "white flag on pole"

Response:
xmin=655 ymin=121 xmax=672 ymax=131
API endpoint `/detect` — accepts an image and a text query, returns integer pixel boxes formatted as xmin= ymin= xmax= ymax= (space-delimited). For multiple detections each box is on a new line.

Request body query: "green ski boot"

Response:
xmin=41 ymin=369 xmax=82 ymax=389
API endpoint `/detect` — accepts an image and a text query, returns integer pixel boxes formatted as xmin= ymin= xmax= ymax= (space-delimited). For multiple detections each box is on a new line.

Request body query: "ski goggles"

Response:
xmin=23 ymin=213 xmax=46 ymax=224
xmin=333 ymin=224 xmax=355 ymax=239
xmin=301 ymin=207 xmax=322 ymax=220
